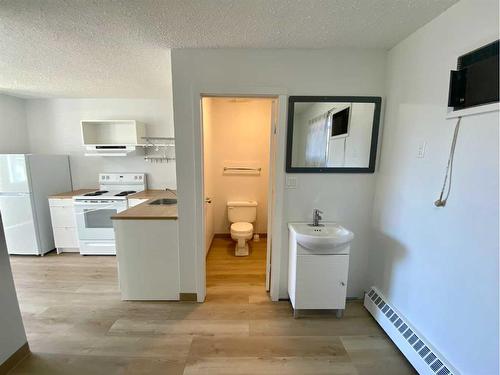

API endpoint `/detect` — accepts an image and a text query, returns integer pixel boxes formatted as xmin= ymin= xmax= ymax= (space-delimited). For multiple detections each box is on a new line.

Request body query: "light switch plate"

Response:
xmin=285 ymin=176 xmax=297 ymax=189
xmin=417 ymin=141 xmax=426 ymax=158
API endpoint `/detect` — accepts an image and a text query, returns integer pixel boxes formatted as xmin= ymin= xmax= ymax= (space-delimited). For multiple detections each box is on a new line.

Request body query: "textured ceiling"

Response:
xmin=0 ymin=0 xmax=457 ymax=98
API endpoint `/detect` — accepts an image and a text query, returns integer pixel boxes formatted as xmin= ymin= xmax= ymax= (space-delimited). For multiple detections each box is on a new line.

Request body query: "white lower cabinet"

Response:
xmin=294 ymin=254 xmax=349 ymax=309
xmin=53 ymin=227 xmax=78 ymax=249
xmin=49 ymin=198 xmax=79 ymax=253
xmin=288 ymin=233 xmax=350 ymax=315
xmin=50 ymin=205 xmax=75 ymax=227
xmin=113 ymin=219 xmax=180 ymax=300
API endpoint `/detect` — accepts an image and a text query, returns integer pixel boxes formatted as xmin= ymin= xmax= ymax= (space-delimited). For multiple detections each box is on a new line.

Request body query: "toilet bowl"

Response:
xmin=230 ymin=222 xmax=254 ymax=256
xmin=227 ymin=201 xmax=258 ymax=256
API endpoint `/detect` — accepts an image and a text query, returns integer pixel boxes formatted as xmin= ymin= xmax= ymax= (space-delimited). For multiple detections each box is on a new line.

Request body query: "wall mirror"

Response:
xmin=286 ymin=96 xmax=381 ymax=173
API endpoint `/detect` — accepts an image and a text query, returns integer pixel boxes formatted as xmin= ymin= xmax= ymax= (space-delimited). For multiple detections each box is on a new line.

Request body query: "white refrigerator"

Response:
xmin=0 ymin=154 xmax=72 ymax=255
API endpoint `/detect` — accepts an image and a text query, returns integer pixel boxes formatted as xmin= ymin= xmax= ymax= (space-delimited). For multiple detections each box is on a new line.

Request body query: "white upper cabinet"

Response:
xmin=81 ymin=120 xmax=146 ymax=146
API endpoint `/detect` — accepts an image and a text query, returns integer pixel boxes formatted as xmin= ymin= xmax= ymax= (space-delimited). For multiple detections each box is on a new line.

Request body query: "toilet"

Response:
xmin=227 ymin=200 xmax=258 ymax=256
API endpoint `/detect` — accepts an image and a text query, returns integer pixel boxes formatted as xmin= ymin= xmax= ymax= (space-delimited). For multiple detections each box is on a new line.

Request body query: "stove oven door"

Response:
xmin=74 ymin=201 xmax=126 ymax=240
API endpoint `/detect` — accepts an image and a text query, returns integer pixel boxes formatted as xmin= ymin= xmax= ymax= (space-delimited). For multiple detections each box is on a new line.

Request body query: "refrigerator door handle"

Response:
xmin=0 ymin=192 xmax=31 ymax=196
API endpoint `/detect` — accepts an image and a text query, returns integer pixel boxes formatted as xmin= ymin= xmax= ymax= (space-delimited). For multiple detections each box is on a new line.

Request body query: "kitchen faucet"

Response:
xmin=165 ymin=187 xmax=177 ymax=197
xmin=312 ymin=209 xmax=323 ymax=227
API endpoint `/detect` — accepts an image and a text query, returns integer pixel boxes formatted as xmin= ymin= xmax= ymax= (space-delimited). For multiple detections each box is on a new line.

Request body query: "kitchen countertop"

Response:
xmin=112 ymin=190 xmax=178 ymax=220
xmin=48 ymin=189 xmax=97 ymax=198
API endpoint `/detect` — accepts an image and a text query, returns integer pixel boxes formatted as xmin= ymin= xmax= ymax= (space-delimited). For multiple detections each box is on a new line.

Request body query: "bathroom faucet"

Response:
xmin=312 ymin=209 xmax=323 ymax=227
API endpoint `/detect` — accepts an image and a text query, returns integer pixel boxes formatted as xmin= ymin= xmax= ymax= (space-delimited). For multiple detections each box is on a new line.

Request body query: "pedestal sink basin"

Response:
xmin=288 ymin=222 xmax=354 ymax=251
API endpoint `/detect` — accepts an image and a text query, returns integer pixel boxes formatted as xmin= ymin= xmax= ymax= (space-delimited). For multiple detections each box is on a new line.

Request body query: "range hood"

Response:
xmin=84 ymin=145 xmax=140 ymax=157
xmin=81 ymin=120 xmax=146 ymax=157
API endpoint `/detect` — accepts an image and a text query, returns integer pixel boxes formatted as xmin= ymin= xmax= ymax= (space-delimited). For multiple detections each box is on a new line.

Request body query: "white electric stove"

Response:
xmin=74 ymin=173 xmax=146 ymax=255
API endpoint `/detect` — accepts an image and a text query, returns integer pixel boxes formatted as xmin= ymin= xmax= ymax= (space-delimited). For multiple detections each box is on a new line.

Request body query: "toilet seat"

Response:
xmin=230 ymin=222 xmax=253 ymax=235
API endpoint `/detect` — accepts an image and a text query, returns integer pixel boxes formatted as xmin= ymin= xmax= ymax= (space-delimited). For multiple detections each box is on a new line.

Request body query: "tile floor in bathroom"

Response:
xmin=7 ymin=237 xmax=416 ymax=374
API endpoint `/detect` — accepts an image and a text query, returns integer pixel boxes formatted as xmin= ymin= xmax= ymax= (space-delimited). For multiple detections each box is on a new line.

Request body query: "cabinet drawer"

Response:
xmin=49 ymin=198 xmax=73 ymax=207
xmin=50 ymin=206 xmax=76 ymax=227
xmin=295 ymin=254 xmax=349 ymax=309
xmin=54 ymin=227 xmax=79 ymax=248
xmin=80 ymin=241 xmax=116 ymax=255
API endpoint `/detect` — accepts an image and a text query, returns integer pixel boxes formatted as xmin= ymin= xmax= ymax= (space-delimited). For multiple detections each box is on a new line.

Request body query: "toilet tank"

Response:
xmin=227 ymin=201 xmax=258 ymax=223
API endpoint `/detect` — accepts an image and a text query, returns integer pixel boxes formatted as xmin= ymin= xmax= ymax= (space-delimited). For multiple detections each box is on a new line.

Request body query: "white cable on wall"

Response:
xmin=434 ymin=116 xmax=462 ymax=207
xmin=343 ymin=137 xmax=347 ymax=166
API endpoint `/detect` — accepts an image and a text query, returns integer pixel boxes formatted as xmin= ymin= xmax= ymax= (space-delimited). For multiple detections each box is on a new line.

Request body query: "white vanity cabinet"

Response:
xmin=288 ymin=223 xmax=352 ymax=316
xmin=49 ymin=198 xmax=79 ymax=253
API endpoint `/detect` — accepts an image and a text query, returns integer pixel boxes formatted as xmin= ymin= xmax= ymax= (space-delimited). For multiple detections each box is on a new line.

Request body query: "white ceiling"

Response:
xmin=0 ymin=0 xmax=457 ymax=98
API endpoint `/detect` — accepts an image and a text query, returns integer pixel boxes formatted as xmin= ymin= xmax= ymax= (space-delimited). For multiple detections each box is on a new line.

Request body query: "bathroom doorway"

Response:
xmin=201 ymin=96 xmax=277 ymax=300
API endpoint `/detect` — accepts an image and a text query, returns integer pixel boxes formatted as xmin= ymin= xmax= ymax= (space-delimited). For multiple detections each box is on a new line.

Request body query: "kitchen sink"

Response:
xmin=148 ymin=198 xmax=177 ymax=205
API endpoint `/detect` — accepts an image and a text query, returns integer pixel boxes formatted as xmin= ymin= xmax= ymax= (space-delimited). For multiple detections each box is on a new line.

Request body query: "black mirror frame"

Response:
xmin=285 ymin=96 xmax=382 ymax=173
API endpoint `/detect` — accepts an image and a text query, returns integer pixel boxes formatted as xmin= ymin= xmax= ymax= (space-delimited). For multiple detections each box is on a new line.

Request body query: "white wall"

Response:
xmin=0 ymin=215 xmax=27 ymax=365
xmin=171 ymin=48 xmax=386 ymax=297
xmin=0 ymin=94 xmax=30 ymax=153
xmin=202 ymin=97 xmax=271 ymax=234
xmin=25 ymin=98 xmax=176 ymax=190
xmin=370 ymin=1 xmax=499 ymax=374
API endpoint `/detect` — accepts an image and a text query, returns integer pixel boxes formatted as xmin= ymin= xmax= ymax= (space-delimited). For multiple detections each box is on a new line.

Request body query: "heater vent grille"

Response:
xmin=425 ymin=352 xmax=437 ymax=364
xmin=419 ymin=346 xmax=431 ymax=358
xmin=403 ymin=328 xmax=413 ymax=339
xmin=364 ymin=287 xmax=458 ymax=375
xmin=431 ymin=359 xmax=444 ymax=371
xmin=437 ymin=367 xmax=451 ymax=375
xmin=408 ymin=334 xmax=418 ymax=345
xmin=414 ymin=340 xmax=424 ymax=351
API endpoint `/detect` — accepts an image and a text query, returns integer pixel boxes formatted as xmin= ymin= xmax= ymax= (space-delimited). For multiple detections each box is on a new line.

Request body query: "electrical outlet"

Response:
xmin=417 ymin=141 xmax=426 ymax=158
xmin=285 ymin=176 xmax=297 ymax=189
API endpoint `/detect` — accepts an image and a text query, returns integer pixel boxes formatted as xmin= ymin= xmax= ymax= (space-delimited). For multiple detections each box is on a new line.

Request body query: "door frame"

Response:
xmin=193 ymin=86 xmax=287 ymax=302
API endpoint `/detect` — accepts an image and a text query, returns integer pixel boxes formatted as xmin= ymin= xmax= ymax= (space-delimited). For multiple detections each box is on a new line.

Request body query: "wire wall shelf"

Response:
xmin=141 ymin=136 xmax=175 ymax=163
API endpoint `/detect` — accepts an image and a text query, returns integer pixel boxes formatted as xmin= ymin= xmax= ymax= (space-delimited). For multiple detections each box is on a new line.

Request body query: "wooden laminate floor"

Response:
xmin=8 ymin=237 xmax=416 ymax=374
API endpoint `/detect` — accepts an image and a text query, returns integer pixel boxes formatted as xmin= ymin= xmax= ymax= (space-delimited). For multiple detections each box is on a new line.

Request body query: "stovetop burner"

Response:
xmin=84 ymin=190 xmax=109 ymax=196
xmin=114 ymin=190 xmax=137 ymax=197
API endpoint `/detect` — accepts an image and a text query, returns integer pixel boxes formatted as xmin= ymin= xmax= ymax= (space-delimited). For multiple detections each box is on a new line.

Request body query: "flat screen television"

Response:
xmin=331 ymin=107 xmax=350 ymax=138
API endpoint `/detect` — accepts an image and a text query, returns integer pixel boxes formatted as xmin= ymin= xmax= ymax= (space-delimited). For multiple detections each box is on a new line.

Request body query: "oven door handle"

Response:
xmin=73 ymin=201 xmax=122 ymax=207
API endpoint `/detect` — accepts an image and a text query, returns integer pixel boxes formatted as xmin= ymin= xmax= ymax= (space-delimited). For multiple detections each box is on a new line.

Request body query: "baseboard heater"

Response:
xmin=364 ymin=287 xmax=459 ymax=375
